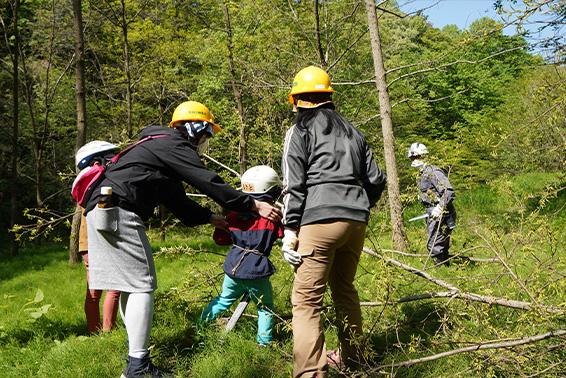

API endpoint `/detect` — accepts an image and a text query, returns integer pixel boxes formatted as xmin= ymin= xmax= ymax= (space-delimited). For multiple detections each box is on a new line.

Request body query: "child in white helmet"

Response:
xmin=74 ymin=141 xmax=121 ymax=334
xmin=200 ymin=165 xmax=284 ymax=346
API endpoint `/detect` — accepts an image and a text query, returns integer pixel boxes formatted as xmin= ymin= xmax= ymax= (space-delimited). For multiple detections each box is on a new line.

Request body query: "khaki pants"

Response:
xmin=292 ymin=220 xmax=366 ymax=378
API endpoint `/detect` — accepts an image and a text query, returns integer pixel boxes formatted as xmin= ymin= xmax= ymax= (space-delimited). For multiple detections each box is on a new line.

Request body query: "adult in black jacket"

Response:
xmin=281 ymin=67 xmax=386 ymax=377
xmin=85 ymin=101 xmax=281 ymax=378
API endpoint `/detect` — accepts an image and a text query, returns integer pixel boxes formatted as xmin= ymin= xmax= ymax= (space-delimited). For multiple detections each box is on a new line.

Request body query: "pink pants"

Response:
xmin=81 ymin=252 xmax=120 ymax=333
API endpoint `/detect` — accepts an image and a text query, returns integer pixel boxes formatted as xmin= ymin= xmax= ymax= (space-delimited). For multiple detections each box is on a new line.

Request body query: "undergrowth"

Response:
xmin=1 ymin=173 xmax=564 ymax=377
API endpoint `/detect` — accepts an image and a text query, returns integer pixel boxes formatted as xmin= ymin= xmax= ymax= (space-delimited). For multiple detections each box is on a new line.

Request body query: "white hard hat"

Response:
xmin=75 ymin=140 xmax=118 ymax=169
xmin=407 ymin=142 xmax=428 ymax=158
xmin=240 ymin=165 xmax=281 ymax=194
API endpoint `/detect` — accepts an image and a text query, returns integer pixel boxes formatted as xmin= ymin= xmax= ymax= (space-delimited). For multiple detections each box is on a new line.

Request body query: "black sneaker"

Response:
xmin=120 ymin=355 xmax=173 ymax=378
xmin=433 ymin=254 xmax=450 ymax=267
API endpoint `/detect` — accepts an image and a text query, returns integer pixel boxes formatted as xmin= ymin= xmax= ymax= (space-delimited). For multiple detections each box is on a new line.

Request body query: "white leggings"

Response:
xmin=119 ymin=292 xmax=154 ymax=358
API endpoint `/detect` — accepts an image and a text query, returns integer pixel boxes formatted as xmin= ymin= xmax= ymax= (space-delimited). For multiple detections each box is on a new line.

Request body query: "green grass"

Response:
xmin=1 ymin=172 xmax=564 ymax=377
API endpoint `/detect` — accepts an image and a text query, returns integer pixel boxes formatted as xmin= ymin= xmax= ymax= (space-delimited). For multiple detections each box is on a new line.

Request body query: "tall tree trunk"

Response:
xmin=314 ymin=0 xmax=327 ymax=69
xmin=19 ymin=52 xmax=42 ymax=205
xmin=9 ymin=0 xmax=20 ymax=256
xmin=120 ymin=0 xmax=133 ymax=138
xmin=365 ymin=0 xmax=408 ymax=251
xmin=69 ymin=0 xmax=88 ymax=264
xmin=222 ymin=1 xmax=247 ymax=174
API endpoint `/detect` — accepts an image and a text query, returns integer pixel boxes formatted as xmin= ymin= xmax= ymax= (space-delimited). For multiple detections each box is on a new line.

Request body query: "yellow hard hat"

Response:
xmin=169 ymin=101 xmax=222 ymax=134
xmin=288 ymin=66 xmax=334 ymax=104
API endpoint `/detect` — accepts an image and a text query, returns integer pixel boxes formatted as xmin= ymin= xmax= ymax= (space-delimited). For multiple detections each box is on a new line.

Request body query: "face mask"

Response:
xmin=411 ymin=159 xmax=424 ymax=168
xmin=196 ymin=137 xmax=209 ymax=155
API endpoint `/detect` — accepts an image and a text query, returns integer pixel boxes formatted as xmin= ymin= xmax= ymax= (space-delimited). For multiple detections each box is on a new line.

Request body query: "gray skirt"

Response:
xmin=86 ymin=206 xmax=157 ymax=292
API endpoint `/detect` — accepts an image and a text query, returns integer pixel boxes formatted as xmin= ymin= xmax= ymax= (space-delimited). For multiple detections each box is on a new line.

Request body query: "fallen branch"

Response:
xmin=466 ymin=256 xmax=500 ymax=263
xmin=360 ymin=290 xmax=536 ymax=309
xmin=361 ymin=291 xmax=460 ymax=306
xmin=380 ymin=247 xmax=499 ymax=263
xmin=362 ymin=247 xmax=564 ymax=314
xmin=364 ymin=247 xmax=459 ymax=291
xmin=362 ymin=329 xmax=566 ymax=374
xmin=381 ymin=248 xmax=428 ymax=257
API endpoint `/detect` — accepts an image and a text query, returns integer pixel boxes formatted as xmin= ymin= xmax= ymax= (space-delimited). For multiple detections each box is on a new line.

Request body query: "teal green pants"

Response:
xmin=200 ymin=274 xmax=275 ymax=345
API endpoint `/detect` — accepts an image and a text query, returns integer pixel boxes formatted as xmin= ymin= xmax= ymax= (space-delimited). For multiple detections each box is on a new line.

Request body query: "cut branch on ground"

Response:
xmin=362 ymin=247 xmax=565 ymax=314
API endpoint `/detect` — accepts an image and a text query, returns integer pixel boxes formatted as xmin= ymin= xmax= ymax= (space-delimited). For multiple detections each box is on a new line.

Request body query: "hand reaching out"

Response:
xmin=253 ymin=200 xmax=282 ymax=223
xmin=209 ymin=214 xmax=228 ymax=230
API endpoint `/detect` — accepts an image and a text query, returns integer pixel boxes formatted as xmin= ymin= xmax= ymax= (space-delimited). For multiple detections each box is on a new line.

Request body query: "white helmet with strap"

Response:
xmin=240 ymin=165 xmax=281 ymax=194
xmin=407 ymin=142 xmax=428 ymax=158
xmin=75 ymin=140 xmax=119 ymax=169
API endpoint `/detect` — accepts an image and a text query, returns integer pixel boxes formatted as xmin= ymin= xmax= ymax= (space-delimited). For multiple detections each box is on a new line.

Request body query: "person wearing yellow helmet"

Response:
xmin=282 ymin=66 xmax=387 ymax=377
xmin=168 ymin=101 xmax=222 ymax=155
xmin=288 ymin=65 xmax=334 ymax=111
xmin=84 ymin=100 xmax=281 ymax=378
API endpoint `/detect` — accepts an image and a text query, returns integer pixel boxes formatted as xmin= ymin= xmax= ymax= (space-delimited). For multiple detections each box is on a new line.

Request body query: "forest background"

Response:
xmin=0 ymin=0 xmax=564 ymax=377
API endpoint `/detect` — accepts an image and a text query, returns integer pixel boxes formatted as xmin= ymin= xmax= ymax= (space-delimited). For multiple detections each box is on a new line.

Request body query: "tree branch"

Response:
xmin=314 ymin=0 xmax=327 ymax=69
xmin=202 ymin=153 xmax=241 ymax=178
xmin=392 ymin=88 xmax=470 ymax=108
xmin=365 ymin=329 xmax=566 ymax=373
xmin=387 ymin=46 xmax=526 ymax=88
xmin=362 ymin=247 xmax=564 ymax=313
xmin=363 ymin=247 xmax=459 ymax=290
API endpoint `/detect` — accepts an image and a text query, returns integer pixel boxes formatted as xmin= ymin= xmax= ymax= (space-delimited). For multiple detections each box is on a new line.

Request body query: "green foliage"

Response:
xmin=22 ymin=289 xmax=53 ymax=322
xmin=1 ymin=175 xmax=564 ymax=376
xmin=189 ymin=333 xmax=290 ymax=378
xmin=1 ymin=0 xmax=564 ymax=375
xmin=1 ymin=0 xmax=561 ymax=245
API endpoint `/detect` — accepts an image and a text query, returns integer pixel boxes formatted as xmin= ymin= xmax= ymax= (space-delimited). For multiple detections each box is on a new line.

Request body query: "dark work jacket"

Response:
xmin=281 ymin=109 xmax=386 ymax=228
xmin=85 ymin=126 xmax=253 ymax=226
xmin=214 ymin=209 xmax=283 ymax=280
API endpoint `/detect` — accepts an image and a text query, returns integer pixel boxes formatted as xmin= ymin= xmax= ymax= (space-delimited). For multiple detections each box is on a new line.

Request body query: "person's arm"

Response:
xmin=361 ymin=139 xmax=387 ymax=208
xmin=158 ymin=142 xmax=280 ymax=222
xmin=281 ymin=126 xmax=308 ymax=229
xmin=161 ymin=143 xmax=254 ymax=213
xmin=159 ymin=181 xmax=214 ymax=227
xmin=431 ymin=167 xmax=455 ymax=208
xmin=251 ymin=200 xmax=282 ymax=222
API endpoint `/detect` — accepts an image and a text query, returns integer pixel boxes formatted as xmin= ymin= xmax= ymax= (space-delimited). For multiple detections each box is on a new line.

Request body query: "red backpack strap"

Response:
xmin=110 ymin=135 xmax=167 ymax=164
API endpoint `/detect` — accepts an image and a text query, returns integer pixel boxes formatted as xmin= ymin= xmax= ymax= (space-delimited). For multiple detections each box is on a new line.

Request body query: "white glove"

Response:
xmin=282 ymin=229 xmax=302 ymax=266
xmin=431 ymin=205 xmax=444 ymax=219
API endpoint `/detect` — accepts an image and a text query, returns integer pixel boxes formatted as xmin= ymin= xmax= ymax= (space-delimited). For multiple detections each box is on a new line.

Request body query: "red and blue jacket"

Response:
xmin=213 ymin=210 xmax=284 ymax=280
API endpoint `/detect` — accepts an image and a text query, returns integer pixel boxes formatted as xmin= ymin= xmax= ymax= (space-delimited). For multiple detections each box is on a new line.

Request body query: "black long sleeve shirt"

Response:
xmin=85 ymin=126 xmax=253 ymax=226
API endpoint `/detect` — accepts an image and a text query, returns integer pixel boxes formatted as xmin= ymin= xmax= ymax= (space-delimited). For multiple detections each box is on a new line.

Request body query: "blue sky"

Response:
xmin=397 ymin=0 xmax=502 ymax=30
xmin=396 ymin=0 xmax=559 ymax=59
